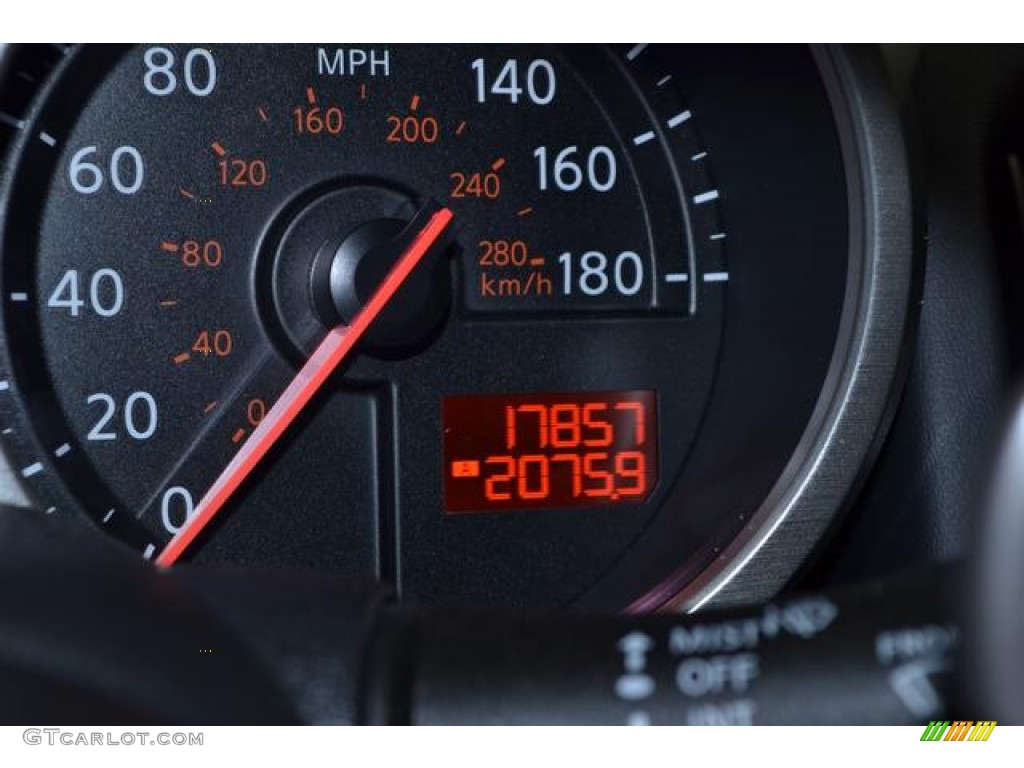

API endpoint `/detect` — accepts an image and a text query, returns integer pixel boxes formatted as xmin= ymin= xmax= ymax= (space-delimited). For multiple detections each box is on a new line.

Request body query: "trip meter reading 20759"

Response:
xmin=0 ymin=43 xmax=786 ymax=609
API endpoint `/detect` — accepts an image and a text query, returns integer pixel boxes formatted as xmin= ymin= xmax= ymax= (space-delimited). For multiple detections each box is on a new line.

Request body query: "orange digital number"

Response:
xmin=550 ymin=404 xmax=581 ymax=449
xmin=582 ymin=452 xmax=614 ymax=498
xmin=615 ymin=401 xmax=646 ymax=446
xmin=484 ymin=456 xmax=515 ymax=501
xmin=615 ymin=451 xmax=647 ymax=496
xmin=504 ymin=405 xmax=516 ymax=449
xmin=551 ymin=453 xmax=583 ymax=498
xmin=582 ymin=402 xmax=613 ymax=447
xmin=517 ymin=455 xmax=549 ymax=500
xmin=506 ymin=404 xmax=548 ymax=450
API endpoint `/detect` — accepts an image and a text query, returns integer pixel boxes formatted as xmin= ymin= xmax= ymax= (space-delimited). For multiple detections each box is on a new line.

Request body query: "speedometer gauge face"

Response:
xmin=0 ymin=44 xmax=912 ymax=609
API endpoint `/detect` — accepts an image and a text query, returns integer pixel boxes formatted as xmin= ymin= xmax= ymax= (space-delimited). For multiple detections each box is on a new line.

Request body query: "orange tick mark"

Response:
xmin=410 ymin=94 xmax=420 ymax=112
xmin=179 ymin=188 xmax=196 ymax=201
xmin=210 ymin=141 xmax=227 ymax=157
xmin=257 ymin=106 xmax=269 ymax=122
xmin=203 ymin=401 xmax=219 ymax=415
xmin=491 ymin=157 xmax=506 ymax=172
xmin=359 ymin=84 xmax=367 ymax=101
xmin=231 ymin=428 xmax=247 ymax=444
xmin=159 ymin=300 xmax=178 ymax=308
xmin=160 ymin=240 xmax=179 ymax=253
xmin=172 ymin=352 xmax=191 ymax=365
xmin=455 ymin=120 xmax=467 ymax=136
xmin=529 ymin=257 xmax=546 ymax=266
xmin=517 ymin=206 xmax=533 ymax=217
xmin=306 ymin=86 xmax=317 ymax=105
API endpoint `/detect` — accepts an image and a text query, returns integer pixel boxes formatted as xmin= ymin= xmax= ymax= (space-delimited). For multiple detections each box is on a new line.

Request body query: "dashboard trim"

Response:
xmin=659 ymin=44 xmax=916 ymax=611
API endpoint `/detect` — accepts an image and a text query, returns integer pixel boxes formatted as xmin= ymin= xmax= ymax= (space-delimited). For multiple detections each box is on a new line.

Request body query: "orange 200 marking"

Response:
xmin=386 ymin=114 xmax=439 ymax=144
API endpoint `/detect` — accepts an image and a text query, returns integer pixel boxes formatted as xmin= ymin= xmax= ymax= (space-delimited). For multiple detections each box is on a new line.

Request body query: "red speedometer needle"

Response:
xmin=155 ymin=205 xmax=455 ymax=568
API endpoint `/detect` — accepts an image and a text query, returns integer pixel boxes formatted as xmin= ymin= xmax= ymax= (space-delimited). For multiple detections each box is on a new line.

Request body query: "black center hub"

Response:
xmin=258 ymin=182 xmax=454 ymax=362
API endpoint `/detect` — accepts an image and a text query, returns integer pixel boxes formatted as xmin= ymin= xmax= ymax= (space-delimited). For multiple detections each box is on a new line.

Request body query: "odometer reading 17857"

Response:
xmin=443 ymin=391 xmax=657 ymax=513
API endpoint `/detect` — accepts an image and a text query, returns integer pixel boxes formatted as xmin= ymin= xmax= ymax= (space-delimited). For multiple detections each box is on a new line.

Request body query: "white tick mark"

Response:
xmin=693 ymin=190 xmax=720 ymax=205
xmin=626 ymin=43 xmax=648 ymax=61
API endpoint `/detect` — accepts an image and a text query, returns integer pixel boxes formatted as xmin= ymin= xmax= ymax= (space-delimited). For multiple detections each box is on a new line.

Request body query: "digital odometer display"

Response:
xmin=443 ymin=391 xmax=657 ymax=513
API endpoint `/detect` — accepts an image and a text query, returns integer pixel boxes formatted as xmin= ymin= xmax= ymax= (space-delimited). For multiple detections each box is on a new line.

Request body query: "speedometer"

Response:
xmin=0 ymin=44 xmax=913 ymax=609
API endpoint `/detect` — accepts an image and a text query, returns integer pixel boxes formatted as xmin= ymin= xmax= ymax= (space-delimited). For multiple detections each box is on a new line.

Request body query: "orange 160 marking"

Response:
xmin=293 ymin=105 xmax=345 ymax=136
